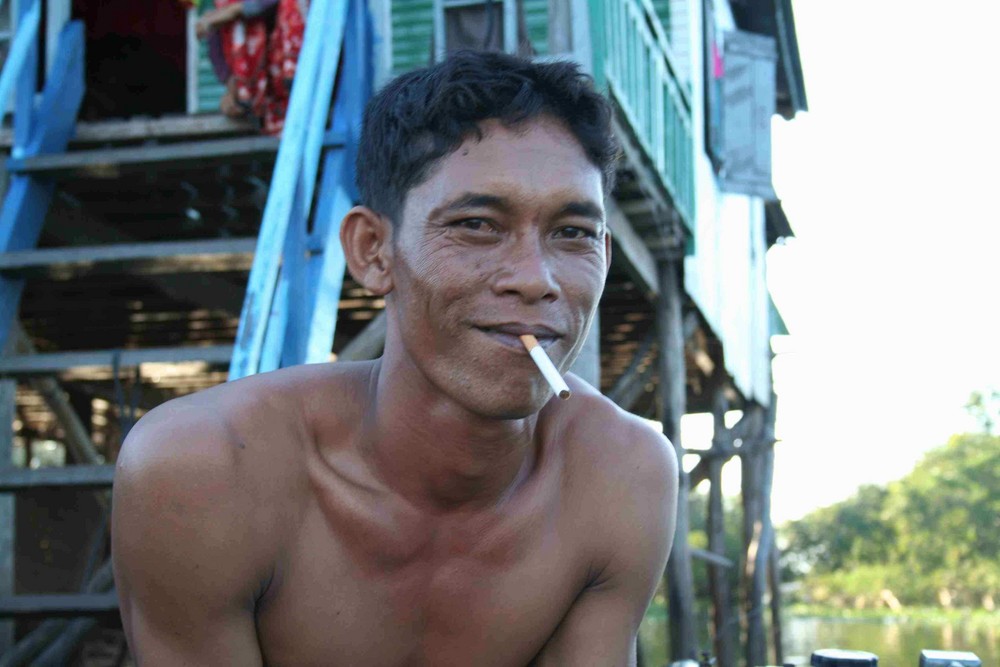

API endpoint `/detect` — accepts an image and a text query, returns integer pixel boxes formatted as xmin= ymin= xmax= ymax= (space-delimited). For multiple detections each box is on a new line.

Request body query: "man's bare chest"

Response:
xmin=254 ymin=493 xmax=588 ymax=666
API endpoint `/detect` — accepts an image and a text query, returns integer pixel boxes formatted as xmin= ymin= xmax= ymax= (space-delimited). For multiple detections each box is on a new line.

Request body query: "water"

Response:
xmin=638 ymin=608 xmax=999 ymax=666
xmin=784 ymin=616 xmax=998 ymax=666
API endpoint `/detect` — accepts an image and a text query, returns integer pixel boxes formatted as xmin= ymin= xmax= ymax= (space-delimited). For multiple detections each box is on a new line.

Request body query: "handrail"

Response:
xmin=229 ymin=0 xmax=351 ymax=379
xmin=599 ymin=0 xmax=695 ymax=229
xmin=0 ymin=0 xmax=40 ymax=126
xmin=635 ymin=0 xmax=690 ymax=110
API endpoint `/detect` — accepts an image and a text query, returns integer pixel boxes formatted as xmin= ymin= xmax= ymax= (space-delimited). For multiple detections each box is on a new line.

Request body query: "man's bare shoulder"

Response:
xmin=115 ymin=360 xmax=377 ymax=498
xmin=558 ymin=373 xmax=678 ymax=498
xmin=553 ymin=374 xmax=678 ymax=602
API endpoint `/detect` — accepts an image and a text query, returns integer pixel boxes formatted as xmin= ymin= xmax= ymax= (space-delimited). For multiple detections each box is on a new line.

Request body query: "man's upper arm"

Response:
xmin=111 ymin=405 xmax=267 ymax=665
xmin=535 ymin=417 xmax=679 ymax=667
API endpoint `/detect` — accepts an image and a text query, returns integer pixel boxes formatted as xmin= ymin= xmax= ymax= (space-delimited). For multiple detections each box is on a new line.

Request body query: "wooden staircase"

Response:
xmin=0 ymin=0 xmax=373 ymax=661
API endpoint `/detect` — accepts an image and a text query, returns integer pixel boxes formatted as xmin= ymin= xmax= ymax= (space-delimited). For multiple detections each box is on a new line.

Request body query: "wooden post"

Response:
xmin=708 ymin=389 xmax=736 ymax=667
xmin=569 ymin=310 xmax=600 ymax=389
xmin=769 ymin=534 xmax=784 ymax=666
xmin=741 ymin=402 xmax=775 ymax=667
xmin=0 ymin=379 xmax=17 ymax=655
xmin=763 ymin=396 xmax=783 ymax=666
xmin=655 ymin=257 xmax=696 ymax=661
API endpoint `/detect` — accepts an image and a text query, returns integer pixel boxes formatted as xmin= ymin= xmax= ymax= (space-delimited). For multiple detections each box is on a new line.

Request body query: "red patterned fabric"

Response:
xmin=218 ymin=0 xmax=308 ymax=135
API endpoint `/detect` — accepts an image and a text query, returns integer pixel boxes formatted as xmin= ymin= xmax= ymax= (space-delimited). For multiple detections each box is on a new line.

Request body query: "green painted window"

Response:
xmin=195 ymin=0 xmax=227 ymax=113
xmin=390 ymin=0 xmax=549 ymax=78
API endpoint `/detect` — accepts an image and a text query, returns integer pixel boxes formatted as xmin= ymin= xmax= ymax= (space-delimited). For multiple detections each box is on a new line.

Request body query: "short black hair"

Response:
xmin=355 ymin=50 xmax=619 ymax=224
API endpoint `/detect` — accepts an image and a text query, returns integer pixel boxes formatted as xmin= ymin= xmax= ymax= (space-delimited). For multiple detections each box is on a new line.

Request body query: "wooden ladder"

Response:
xmin=0 ymin=0 xmax=372 ymax=661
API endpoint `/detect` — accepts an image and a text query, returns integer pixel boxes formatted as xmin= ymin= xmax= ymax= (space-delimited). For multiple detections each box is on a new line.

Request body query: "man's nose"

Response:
xmin=491 ymin=235 xmax=560 ymax=304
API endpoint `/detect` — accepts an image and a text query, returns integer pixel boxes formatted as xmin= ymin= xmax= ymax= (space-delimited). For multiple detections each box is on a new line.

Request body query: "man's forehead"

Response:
xmin=405 ymin=118 xmax=605 ymax=217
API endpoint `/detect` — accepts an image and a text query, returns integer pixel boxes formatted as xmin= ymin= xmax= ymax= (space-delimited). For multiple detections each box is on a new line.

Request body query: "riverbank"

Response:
xmin=789 ymin=603 xmax=1000 ymax=628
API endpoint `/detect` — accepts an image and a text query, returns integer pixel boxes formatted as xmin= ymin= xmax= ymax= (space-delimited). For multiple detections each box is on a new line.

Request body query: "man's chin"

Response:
xmin=460 ymin=386 xmax=553 ymax=421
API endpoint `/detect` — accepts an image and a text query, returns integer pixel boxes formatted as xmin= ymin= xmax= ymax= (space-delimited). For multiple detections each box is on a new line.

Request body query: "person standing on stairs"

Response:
xmin=195 ymin=0 xmax=309 ymax=135
xmin=112 ymin=50 xmax=678 ymax=666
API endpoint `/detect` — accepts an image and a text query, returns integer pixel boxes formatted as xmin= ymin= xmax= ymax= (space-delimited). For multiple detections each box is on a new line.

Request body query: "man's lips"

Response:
xmin=473 ymin=323 xmax=563 ymax=350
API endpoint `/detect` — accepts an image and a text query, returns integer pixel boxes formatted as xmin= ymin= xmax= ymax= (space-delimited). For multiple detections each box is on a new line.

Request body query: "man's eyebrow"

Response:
xmin=426 ymin=193 xmax=605 ymax=228
xmin=557 ymin=201 xmax=605 ymax=224
xmin=429 ymin=192 xmax=513 ymax=218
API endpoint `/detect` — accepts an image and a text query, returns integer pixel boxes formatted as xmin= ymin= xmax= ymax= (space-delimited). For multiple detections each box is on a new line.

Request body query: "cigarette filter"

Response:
xmin=520 ymin=334 xmax=571 ymax=400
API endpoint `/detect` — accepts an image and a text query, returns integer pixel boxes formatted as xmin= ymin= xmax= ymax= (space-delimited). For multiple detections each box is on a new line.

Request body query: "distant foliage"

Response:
xmin=780 ymin=432 xmax=1000 ymax=610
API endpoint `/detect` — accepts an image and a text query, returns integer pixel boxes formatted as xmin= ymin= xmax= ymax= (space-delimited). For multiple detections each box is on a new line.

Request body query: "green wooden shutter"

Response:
xmin=196 ymin=0 xmax=227 ymax=113
xmin=522 ymin=0 xmax=548 ymax=56
xmin=391 ymin=0 xmax=547 ymax=78
xmin=391 ymin=0 xmax=434 ymax=76
xmin=651 ymin=0 xmax=671 ymax=36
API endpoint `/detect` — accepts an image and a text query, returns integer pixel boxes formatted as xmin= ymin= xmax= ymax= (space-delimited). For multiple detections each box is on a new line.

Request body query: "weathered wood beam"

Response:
xmin=769 ymin=538 xmax=784 ymax=666
xmin=606 ymin=198 xmax=658 ymax=300
xmin=12 ymin=322 xmax=104 ymax=465
xmin=0 ymin=344 xmax=233 ymax=375
xmin=0 ymin=464 xmax=115 ymax=491
xmin=690 ymin=547 xmax=733 ymax=569
xmin=46 ymin=194 xmax=247 ymax=315
xmin=7 ymin=136 xmax=282 ymax=179
xmin=0 ymin=237 xmax=257 ymax=280
xmin=657 ymin=258 xmax=697 ymax=662
xmin=708 ymin=388 xmax=737 ymax=667
xmin=688 ymin=407 xmax=755 ymax=489
xmin=607 ymin=330 xmax=656 ymax=406
xmin=0 ymin=380 xmax=14 ymax=655
xmin=740 ymin=403 xmax=771 ymax=667
xmin=0 ymin=592 xmax=118 ymax=619
xmin=0 ymin=114 xmax=257 ymax=148
xmin=0 ymin=559 xmax=114 ymax=666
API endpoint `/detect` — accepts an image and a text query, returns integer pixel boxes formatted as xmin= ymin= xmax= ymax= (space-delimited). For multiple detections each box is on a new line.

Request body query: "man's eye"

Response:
xmin=454 ymin=218 xmax=496 ymax=232
xmin=555 ymin=226 xmax=598 ymax=240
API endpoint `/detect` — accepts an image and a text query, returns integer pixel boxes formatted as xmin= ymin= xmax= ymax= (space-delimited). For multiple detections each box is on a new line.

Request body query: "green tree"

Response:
xmin=781 ymin=432 xmax=1000 ymax=608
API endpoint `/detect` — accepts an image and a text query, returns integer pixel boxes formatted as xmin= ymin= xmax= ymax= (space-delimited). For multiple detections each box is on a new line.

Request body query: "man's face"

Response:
xmin=387 ymin=116 xmax=610 ymax=419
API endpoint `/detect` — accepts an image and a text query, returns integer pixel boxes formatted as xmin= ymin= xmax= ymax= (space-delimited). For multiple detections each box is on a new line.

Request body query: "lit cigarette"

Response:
xmin=520 ymin=334 xmax=571 ymax=400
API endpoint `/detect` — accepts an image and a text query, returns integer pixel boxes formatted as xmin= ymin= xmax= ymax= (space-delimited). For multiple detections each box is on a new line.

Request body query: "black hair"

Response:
xmin=355 ymin=50 xmax=619 ymax=224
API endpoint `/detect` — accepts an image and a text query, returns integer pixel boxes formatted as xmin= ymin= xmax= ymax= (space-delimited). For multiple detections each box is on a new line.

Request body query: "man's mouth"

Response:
xmin=473 ymin=323 xmax=563 ymax=350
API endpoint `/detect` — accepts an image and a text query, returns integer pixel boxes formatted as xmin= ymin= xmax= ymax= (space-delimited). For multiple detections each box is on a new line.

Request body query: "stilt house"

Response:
xmin=0 ymin=0 xmax=805 ymax=663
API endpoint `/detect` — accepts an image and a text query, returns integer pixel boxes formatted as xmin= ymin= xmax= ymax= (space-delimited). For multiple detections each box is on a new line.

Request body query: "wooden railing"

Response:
xmin=0 ymin=0 xmax=41 ymax=157
xmin=229 ymin=0 xmax=371 ymax=379
xmin=595 ymin=0 xmax=694 ymax=230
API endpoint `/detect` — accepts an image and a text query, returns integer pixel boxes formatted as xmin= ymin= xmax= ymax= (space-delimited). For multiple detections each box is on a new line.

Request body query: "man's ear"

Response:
xmin=341 ymin=205 xmax=394 ymax=296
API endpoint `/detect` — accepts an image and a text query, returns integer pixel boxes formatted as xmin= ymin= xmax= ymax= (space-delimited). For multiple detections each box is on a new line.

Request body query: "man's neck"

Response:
xmin=360 ymin=353 xmax=539 ymax=512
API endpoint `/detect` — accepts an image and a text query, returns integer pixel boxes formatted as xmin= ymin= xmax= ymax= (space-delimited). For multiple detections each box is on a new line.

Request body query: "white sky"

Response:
xmin=757 ymin=1 xmax=1000 ymax=522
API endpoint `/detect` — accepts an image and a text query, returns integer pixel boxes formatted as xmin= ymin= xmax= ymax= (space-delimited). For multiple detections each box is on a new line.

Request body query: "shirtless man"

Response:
xmin=112 ymin=50 xmax=678 ymax=666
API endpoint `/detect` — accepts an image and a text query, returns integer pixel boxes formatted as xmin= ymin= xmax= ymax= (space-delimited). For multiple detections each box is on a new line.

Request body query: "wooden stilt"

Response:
xmin=769 ymin=532 xmax=784 ymax=666
xmin=0 ymin=379 xmax=17 ymax=655
xmin=741 ymin=402 xmax=775 ymax=667
xmin=709 ymin=389 xmax=736 ymax=667
xmin=764 ymin=396 xmax=783 ymax=666
xmin=656 ymin=257 xmax=696 ymax=661
xmin=569 ymin=310 xmax=600 ymax=388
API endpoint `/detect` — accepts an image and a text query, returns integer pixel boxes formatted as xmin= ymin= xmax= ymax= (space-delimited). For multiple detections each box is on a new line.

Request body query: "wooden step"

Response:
xmin=0 ymin=464 xmax=115 ymax=492
xmin=6 ymin=136 xmax=281 ymax=179
xmin=0 ymin=237 xmax=257 ymax=280
xmin=0 ymin=113 xmax=258 ymax=148
xmin=0 ymin=593 xmax=119 ymax=619
xmin=0 ymin=344 xmax=233 ymax=376
xmin=6 ymin=130 xmax=347 ymax=179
